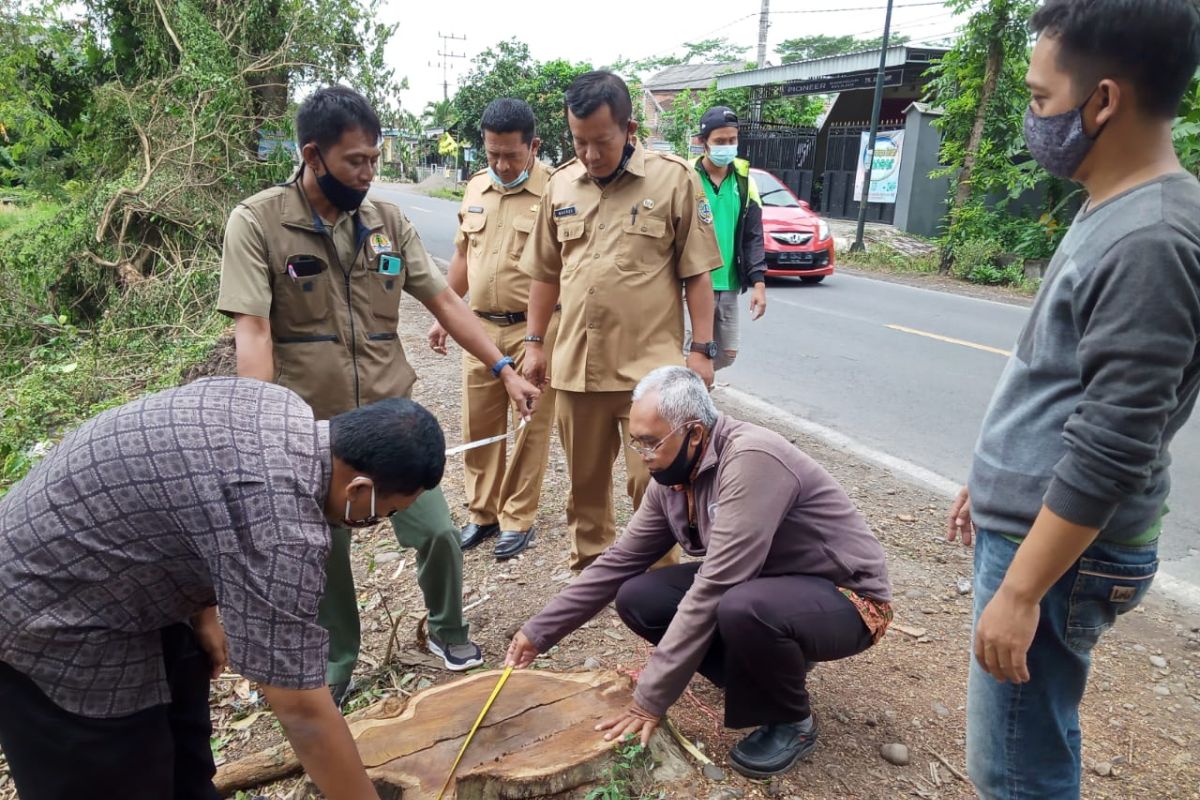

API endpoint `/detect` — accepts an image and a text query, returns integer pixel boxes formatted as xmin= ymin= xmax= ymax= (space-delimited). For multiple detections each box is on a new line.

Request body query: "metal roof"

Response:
xmin=646 ymin=62 xmax=741 ymax=91
xmin=715 ymin=46 xmax=947 ymax=90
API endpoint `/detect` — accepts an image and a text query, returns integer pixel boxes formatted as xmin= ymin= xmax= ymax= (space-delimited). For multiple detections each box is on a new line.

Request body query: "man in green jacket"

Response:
xmin=692 ymin=106 xmax=768 ymax=370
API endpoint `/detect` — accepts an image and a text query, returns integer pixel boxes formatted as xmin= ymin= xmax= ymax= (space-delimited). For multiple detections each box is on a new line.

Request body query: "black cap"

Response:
xmin=698 ymin=106 xmax=739 ymax=137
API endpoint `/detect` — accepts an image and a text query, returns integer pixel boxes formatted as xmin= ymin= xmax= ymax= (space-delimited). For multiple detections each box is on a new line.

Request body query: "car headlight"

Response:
xmin=818 ymin=220 xmax=831 ymax=241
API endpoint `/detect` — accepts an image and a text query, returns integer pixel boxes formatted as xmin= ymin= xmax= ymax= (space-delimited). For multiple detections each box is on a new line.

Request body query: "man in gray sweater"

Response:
xmin=948 ymin=2 xmax=1200 ymax=798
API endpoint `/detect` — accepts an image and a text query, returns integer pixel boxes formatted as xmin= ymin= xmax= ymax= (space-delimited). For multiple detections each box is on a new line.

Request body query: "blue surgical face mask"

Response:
xmin=488 ymin=152 xmax=534 ymax=190
xmin=707 ymin=145 xmax=738 ymax=168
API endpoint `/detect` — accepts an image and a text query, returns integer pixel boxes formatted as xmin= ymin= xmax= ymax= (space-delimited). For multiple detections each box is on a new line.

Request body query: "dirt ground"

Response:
xmin=2 ymin=284 xmax=1197 ymax=800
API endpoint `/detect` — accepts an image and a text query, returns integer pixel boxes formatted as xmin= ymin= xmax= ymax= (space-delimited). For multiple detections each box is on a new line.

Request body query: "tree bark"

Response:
xmin=939 ymin=11 xmax=1007 ymax=275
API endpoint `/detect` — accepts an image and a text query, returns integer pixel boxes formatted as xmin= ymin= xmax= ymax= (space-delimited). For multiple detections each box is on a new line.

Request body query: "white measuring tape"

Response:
xmin=445 ymin=417 xmax=529 ymax=457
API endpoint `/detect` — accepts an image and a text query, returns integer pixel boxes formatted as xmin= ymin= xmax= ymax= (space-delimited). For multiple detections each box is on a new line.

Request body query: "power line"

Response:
xmin=772 ymin=1 xmax=945 ymax=14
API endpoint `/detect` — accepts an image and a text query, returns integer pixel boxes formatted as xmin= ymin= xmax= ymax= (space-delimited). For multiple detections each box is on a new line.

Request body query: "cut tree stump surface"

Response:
xmin=217 ymin=669 xmax=690 ymax=799
xmin=358 ymin=669 xmax=641 ymax=799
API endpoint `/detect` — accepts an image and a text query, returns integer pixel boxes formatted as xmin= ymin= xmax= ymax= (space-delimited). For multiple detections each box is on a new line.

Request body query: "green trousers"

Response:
xmin=317 ymin=486 xmax=468 ymax=686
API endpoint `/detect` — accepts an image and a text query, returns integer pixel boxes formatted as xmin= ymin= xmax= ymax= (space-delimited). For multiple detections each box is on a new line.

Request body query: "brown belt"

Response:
xmin=474 ymin=306 xmax=560 ymax=326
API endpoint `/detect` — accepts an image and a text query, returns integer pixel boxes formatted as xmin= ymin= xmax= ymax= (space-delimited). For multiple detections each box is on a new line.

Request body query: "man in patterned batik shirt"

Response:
xmin=0 ymin=377 xmax=443 ymax=800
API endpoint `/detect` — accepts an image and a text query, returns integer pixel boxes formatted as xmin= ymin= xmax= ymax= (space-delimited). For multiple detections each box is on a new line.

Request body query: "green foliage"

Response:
xmin=775 ymin=33 xmax=910 ymax=63
xmin=425 ymin=187 xmax=465 ymax=202
xmin=453 ymin=39 xmax=595 ymax=164
xmin=0 ymin=0 xmax=401 ymax=491
xmin=1174 ymin=77 xmax=1200 ymax=177
xmin=585 ymin=737 xmax=661 ymax=800
xmin=839 ymin=246 xmax=939 ymax=275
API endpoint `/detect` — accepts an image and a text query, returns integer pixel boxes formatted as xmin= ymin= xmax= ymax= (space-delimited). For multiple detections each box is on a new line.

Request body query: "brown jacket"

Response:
xmin=521 ymin=414 xmax=892 ymax=716
xmin=217 ymin=181 xmax=447 ymax=420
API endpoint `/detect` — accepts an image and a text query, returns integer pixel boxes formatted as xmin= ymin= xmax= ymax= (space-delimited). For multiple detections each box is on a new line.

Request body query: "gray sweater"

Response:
xmin=970 ymin=173 xmax=1200 ymax=542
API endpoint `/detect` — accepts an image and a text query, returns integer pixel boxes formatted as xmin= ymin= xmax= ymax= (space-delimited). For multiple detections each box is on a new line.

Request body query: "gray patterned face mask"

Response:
xmin=1023 ymin=91 xmax=1101 ymax=180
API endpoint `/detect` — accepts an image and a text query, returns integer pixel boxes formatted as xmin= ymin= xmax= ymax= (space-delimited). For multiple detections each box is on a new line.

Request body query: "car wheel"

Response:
xmin=800 ymin=276 xmax=825 ymax=284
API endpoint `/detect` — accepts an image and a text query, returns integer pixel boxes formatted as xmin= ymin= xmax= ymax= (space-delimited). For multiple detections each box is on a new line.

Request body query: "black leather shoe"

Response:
xmin=728 ymin=716 xmax=818 ymax=778
xmin=460 ymin=522 xmax=499 ymax=550
xmin=494 ymin=527 xmax=535 ymax=560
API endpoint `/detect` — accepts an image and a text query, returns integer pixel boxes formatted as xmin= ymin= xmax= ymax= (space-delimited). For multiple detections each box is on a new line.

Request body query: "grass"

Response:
xmin=425 ymin=187 xmax=465 ymax=202
xmin=838 ymin=244 xmax=939 ymax=275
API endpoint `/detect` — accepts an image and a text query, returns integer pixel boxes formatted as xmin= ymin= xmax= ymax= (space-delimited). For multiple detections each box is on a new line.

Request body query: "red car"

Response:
xmin=750 ymin=168 xmax=836 ymax=283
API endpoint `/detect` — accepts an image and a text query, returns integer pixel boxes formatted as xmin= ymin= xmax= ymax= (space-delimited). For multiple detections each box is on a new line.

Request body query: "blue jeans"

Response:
xmin=966 ymin=530 xmax=1158 ymax=799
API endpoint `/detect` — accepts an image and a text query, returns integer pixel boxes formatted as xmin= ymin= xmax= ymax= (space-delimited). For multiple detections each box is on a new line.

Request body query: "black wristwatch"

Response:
xmin=689 ymin=341 xmax=718 ymax=359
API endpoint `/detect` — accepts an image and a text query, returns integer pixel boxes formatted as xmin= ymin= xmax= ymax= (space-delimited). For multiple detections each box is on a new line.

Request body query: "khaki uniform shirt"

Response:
xmin=520 ymin=141 xmax=722 ymax=392
xmin=217 ymin=181 xmax=447 ymax=420
xmin=455 ymin=161 xmax=551 ymax=313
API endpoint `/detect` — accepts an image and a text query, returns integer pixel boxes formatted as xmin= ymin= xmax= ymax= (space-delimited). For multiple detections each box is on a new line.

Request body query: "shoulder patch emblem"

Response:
xmin=369 ymin=233 xmax=392 ymax=254
xmin=697 ymin=198 xmax=714 ymax=225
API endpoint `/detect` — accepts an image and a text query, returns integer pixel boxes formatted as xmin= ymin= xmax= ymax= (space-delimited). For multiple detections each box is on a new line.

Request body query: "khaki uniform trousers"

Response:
xmin=462 ymin=313 xmax=559 ymax=532
xmin=556 ymin=389 xmax=680 ymax=571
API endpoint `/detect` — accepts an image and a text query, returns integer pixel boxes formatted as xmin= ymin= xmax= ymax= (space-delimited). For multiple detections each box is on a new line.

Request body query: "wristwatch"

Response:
xmin=689 ymin=341 xmax=718 ymax=359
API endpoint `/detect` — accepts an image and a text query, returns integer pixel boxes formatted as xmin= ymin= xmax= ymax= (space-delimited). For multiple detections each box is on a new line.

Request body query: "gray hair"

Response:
xmin=632 ymin=366 xmax=718 ymax=428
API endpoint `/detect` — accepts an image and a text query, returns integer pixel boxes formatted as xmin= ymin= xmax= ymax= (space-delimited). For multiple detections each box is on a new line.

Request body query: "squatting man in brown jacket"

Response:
xmin=506 ymin=366 xmax=894 ymax=778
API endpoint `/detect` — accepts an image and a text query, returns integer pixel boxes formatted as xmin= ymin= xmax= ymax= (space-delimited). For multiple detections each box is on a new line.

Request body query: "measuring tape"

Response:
xmin=445 ymin=419 xmax=528 ymax=457
xmin=434 ymin=666 xmax=514 ymax=800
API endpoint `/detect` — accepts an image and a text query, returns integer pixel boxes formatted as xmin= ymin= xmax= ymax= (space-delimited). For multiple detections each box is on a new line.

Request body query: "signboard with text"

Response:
xmin=780 ymin=66 xmax=905 ymax=97
xmin=853 ymin=130 xmax=904 ymax=204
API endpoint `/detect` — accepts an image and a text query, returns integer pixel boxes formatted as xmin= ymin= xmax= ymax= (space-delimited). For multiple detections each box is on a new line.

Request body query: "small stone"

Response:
xmin=956 ymin=578 xmax=972 ymax=596
xmin=702 ymin=763 xmax=726 ymax=781
xmin=1133 ymin=644 xmax=1148 ymax=653
xmin=707 ymin=789 xmax=742 ymax=800
xmin=374 ymin=551 xmax=401 ymax=564
xmin=1155 ymin=685 xmax=1172 ymax=697
xmin=766 ymin=778 xmax=784 ymax=797
xmin=880 ymin=743 xmax=910 ymax=766
xmin=1149 ymin=655 xmax=1168 ymax=669
xmin=897 ymin=514 xmax=917 ymax=523
xmin=583 ymin=657 xmax=602 ymax=670
xmin=932 ymin=702 xmax=951 ymax=719
xmin=1093 ymin=761 xmax=1113 ymax=777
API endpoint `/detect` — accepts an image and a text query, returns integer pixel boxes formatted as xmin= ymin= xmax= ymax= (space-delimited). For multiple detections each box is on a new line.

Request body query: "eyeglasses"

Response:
xmin=626 ymin=420 xmax=699 ymax=458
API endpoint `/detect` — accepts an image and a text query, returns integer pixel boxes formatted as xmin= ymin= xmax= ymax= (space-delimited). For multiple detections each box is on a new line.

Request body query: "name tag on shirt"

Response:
xmin=553 ymin=205 xmax=577 ymax=218
xmin=468 ymin=206 xmax=484 ymax=214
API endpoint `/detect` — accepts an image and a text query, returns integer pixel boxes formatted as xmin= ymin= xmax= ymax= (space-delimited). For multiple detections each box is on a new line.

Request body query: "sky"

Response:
xmin=380 ymin=0 xmax=966 ymax=114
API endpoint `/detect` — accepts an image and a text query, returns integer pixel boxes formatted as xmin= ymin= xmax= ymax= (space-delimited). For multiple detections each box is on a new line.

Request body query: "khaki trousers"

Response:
xmin=556 ymin=388 xmax=679 ymax=571
xmin=462 ymin=314 xmax=558 ymax=532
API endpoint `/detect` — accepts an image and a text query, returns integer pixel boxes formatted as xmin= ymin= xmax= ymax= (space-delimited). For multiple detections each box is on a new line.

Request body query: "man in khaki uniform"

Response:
xmin=217 ymin=86 xmax=541 ymax=701
xmin=428 ymin=99 xmax=558 ymax=560
xmin=520 ymin=71 xmax=722 ymax=571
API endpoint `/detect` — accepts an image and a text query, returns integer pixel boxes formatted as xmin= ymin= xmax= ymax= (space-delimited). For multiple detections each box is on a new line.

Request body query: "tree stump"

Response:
xmin=215 ymin=669 xmax=692 ymax=799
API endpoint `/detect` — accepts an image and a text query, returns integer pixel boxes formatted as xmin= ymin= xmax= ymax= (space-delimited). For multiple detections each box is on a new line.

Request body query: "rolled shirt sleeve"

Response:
xmin=217 ymin=206 xmax=273 ymax=319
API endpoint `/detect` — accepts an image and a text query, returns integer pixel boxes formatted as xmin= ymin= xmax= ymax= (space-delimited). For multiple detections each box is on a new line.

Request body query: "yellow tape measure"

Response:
xmin=435 ymin=666 xmax=513 ymax=800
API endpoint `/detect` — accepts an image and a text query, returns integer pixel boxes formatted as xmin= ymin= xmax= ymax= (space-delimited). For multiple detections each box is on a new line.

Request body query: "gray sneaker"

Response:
xmin=427 ymin=633 xmax=484 ymax=671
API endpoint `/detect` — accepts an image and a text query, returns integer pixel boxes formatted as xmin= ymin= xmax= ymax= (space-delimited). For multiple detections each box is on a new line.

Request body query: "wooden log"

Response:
xmin=216 ymin=670 xmax=691 ymax=799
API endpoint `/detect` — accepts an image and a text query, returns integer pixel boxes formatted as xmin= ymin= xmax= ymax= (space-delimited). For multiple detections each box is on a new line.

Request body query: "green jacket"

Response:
xmin=693 ymin=156 xmax=767 ymax=292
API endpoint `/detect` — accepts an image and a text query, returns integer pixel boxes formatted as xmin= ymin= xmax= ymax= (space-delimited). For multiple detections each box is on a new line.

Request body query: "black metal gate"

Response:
xmin=819 ymin=120 xmax=903 ymax=223
xmin=737 ymin=122 xmax=817 ymax=206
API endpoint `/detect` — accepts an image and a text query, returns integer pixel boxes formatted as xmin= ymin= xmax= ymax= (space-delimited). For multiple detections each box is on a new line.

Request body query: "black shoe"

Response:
xmin=494 ymin=527 xmax=535 ymax=560
xmin=728 ymin=716 xmax=818 ymax=778
xmin=460 ymin=521 xmax=499 ymax=550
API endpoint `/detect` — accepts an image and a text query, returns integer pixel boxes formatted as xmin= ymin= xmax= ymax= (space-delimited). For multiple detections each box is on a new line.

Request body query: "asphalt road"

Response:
xmin=372 ymin=182 xmax=1200 ymax=596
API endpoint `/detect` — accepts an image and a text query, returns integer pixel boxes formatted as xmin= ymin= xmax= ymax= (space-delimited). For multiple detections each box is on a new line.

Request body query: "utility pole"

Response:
xmin=435 ymin=31 xmax=467 ymax=101
xmin=756 ymin=0 xmax=770 ymax=68
xmin=849 ymin=0 xmax=894 ymax=253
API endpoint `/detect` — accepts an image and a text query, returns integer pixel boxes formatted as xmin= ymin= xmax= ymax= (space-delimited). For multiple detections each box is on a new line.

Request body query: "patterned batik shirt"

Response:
xmin=0 ymin=377 xmax=333 ymax=717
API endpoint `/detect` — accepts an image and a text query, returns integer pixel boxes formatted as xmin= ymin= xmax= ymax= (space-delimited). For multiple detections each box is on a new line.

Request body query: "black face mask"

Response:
xmin=596 ymin=141 xmax=636 ymax=186
xmin=315 ymin=150 xmax=368 ymax=212
xmin=650 ymin=425 xmax=703 ymax=487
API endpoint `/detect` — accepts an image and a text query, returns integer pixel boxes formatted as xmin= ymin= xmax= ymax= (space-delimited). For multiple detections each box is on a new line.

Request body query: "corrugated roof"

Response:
xmin=715 ymin=46 xmax=948 ymax=90
xmin=646 ymin=62 xmax=741 ymax=91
